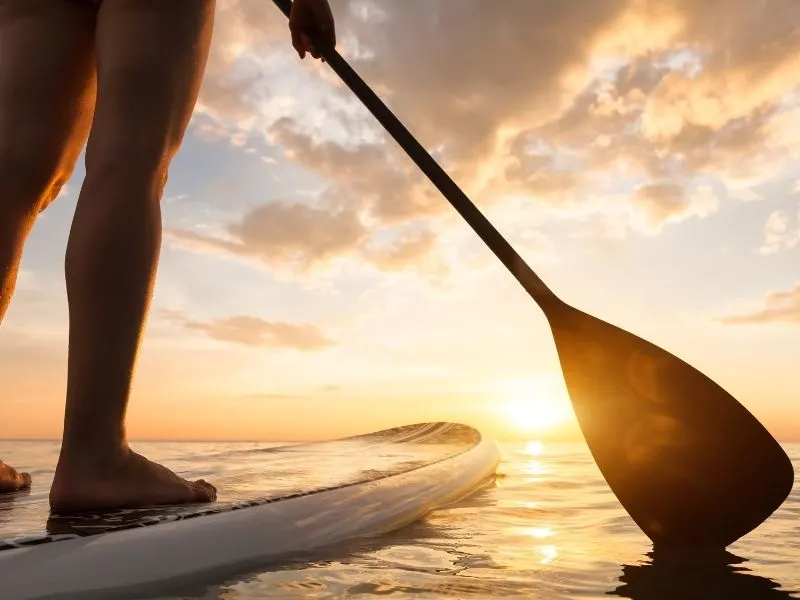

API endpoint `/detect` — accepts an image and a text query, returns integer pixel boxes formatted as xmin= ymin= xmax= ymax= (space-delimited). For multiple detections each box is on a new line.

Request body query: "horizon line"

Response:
xmin=3 ymin=436 xmax=800 ymax=444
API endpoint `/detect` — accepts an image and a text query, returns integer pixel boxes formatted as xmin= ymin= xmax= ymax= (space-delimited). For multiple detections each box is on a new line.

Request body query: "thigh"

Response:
xmin=0 ymin=0 xmax=97 ymax=207
xmin=85 ymin=0 xmax=215 ymax=179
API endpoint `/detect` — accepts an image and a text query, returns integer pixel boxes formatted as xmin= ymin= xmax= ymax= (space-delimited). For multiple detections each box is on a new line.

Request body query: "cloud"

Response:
xmin=268 ymin=117 xmax=442 ymax=224
xmin=344 ymin=0 xmax=632 ymax=167
xmin=166 ymin=197 xmax=449 ymax=276
xmin=501 ymin=134 xmax=585 ymax=205
xmin=631 ymin=183 xmax=719 ymax=231
xmin=161 ymin=311 xmax=335 ymax=349
xmin=542 ymin=181 xmax=720 ymax=238
xmin=189 ymin=0 xmax=800 ymax=247
xmin=361 ymin=229 xmax=444 ymax=274
xmin=195 ymin=0 xmax=287 ymax=125
xmin=718 ymin=282 xmax=800 ymax=325
xmin=643 ymin=1 xmax=800 ymax=129
xmin=634 ymin=1 xmax=800 ymax=184
xmin=759 ymin=209 xmax=800 ymax=255
xmin=167 ymin=200 xmax=367 ymax=270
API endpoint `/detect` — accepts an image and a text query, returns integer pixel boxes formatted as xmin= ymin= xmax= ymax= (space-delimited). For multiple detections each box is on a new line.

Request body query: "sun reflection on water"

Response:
xmin=523 ymin=526 xmax=554 ymax=539
xmin=520 ymin=441 xmax=561 ymax=565
xmin=526 ymin=440 xmax=545 ymax=456
xmin=539 ymin=545 xmax=559 ymax=564
xmin=523 ymin=440 xmax=551 ymax=480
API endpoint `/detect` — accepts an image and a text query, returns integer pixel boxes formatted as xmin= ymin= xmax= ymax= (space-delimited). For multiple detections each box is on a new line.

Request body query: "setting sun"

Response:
xmin=497 ymin=376 xmax=573 ymax=433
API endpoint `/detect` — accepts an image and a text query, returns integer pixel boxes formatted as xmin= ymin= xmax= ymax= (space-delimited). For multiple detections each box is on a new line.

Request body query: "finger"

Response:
xmin=303 ymin=5 xmax=335 ymax=51
xmin=314 ymin=21 xmax=335 ymax=49
xmin=319 ymin=5 xmax=336 ymax=47
xmin=301 ymin=32 xmax=318 ymax=58
xmin=326 ymin=19 xmax=336 ymax=47
xmin=288 ymin=8 xmax=306 ymax=58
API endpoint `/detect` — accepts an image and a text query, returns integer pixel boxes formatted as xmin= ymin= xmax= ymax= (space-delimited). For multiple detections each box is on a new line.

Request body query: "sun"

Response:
xmin=497 ymin=375 xmax=571 ymax=433
xmin=503 ymin=397 xmax=567 ymax=431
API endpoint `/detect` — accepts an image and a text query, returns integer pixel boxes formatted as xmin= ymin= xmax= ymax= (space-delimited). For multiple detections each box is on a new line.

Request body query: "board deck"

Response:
xmin=0 ymin=422 xmax=499 ymax=600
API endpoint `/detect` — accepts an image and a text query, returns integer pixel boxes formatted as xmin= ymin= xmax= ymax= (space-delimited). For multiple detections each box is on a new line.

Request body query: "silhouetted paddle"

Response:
xmin=272 ymin=0 xmax=794 ymax=548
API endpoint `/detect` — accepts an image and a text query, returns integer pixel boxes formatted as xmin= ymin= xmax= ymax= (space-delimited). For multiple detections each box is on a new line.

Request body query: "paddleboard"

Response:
xmin=0 ymin=422 xmax=499 ymax=600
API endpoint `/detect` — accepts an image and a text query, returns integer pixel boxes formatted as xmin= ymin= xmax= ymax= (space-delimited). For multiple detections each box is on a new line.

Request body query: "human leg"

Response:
xmin=49 ymin=0 xmax=217 ymax=512
xmin=0 ymin=0 xmax=98 ymax=493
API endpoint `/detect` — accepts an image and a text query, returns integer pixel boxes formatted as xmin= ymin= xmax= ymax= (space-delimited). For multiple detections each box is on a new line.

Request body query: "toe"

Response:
xmin=20 ymin=472 xmax=32 ymax=489
xmin=198 ymin=479 xmax=217 ymax=493
xmin=193 ymin=480 xmax=216 ymax=502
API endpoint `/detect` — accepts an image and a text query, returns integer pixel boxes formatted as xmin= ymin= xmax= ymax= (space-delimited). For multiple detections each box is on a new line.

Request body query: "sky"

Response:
xmin=1 ymin=0 xmax=799 ymax=443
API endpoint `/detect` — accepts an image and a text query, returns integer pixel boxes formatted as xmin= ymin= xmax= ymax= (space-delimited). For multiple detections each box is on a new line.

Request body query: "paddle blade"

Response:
xmin=547 ymin=304 xmax=794 ymax=549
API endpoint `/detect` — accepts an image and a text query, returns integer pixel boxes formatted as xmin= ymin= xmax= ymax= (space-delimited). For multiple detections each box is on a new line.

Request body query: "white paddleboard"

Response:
xmin=0 ymin=422 xmax=499 ymax=599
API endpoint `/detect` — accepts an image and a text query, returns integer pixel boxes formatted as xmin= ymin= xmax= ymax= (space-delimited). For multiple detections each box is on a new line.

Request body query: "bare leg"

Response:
xmin=49 ymin=0 xmax=217 ymax=513
xmin=0 ymin=0 xmax=98 ymax=493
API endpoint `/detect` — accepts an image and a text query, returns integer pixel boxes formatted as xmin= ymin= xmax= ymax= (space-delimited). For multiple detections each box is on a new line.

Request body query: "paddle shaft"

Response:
xmin=271 ymin=0 xmax=559 ymax=308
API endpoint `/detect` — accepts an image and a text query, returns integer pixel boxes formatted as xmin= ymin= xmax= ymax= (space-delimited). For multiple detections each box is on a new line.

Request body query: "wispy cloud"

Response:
xmin=718 ymin=282 xmax=800 ymax=325
xmin=759 ymin=206 xmax=800 ymax=255
xmin=631 ymin=183 xmax=719 ymax=232
xmin=160 ymin=310 xmax=335 ymax=350
xmin=166 ymin=197 xmax=448 ymax=277
xmin=166 ymin=200 xmax=367 ymax=269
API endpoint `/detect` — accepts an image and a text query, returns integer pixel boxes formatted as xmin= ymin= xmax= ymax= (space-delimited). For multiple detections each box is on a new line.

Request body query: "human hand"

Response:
xmin=288 ymin=0 xmax=336 ymax=60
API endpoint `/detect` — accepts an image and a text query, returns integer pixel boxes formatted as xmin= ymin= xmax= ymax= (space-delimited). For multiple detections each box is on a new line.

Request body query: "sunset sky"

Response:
xmin=1 ymin=0 xmax=798 ymax=443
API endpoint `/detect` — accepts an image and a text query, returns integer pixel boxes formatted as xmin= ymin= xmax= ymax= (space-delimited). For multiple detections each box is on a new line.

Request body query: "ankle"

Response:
xmin=56 ymin=441 xmax=130 ymax=473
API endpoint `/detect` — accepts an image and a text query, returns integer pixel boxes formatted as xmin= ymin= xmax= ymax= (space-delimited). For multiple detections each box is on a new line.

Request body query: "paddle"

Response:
xmin=270 ymin=0 xmax=794 ymax=548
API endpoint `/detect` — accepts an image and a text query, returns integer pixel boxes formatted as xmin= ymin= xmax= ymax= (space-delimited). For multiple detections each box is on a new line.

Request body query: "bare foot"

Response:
xmin=49 ymin=448 xmax=216 ymax=513
xmin=0 ymin=460 xmax=32 ymax=493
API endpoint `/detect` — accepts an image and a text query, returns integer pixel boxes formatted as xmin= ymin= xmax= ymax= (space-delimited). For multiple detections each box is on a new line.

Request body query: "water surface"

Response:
xmin=1 ymin=439 xmax=797 ymax=599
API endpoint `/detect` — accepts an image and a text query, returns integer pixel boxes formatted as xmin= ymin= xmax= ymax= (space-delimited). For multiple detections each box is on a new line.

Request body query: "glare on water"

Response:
xmin=1 ymin=438 xmax=798 ymax=599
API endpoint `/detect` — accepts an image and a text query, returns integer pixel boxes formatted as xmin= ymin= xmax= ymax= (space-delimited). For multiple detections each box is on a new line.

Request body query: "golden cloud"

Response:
xmin=191 ymin=0 xmax=800 ymax=254
xmin=718 ymin=283 xmax=800 ymax=325
xmin=161 ymin=310 xmax=335 ymax=349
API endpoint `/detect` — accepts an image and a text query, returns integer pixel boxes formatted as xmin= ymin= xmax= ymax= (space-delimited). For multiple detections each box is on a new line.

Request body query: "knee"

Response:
xmin=83 ymin=137 xmax=175 ymax=201
xmin=0 ymin=143 xmax=66 ymax=213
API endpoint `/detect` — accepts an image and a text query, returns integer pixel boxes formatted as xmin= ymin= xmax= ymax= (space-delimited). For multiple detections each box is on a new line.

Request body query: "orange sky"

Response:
xmin=1 ymin=0 xmax=798 ymax=443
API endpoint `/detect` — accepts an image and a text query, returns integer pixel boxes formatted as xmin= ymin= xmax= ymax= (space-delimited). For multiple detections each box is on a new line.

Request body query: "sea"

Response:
xmin=1 ymin=439 xmax=798 ymax=600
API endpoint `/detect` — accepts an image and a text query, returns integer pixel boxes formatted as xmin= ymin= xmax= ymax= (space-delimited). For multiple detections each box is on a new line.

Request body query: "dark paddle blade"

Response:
xmin=548 ymin=303 xmax=794 ymax=547
xmin=271 ymin=0 xmax=795 ymax=547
